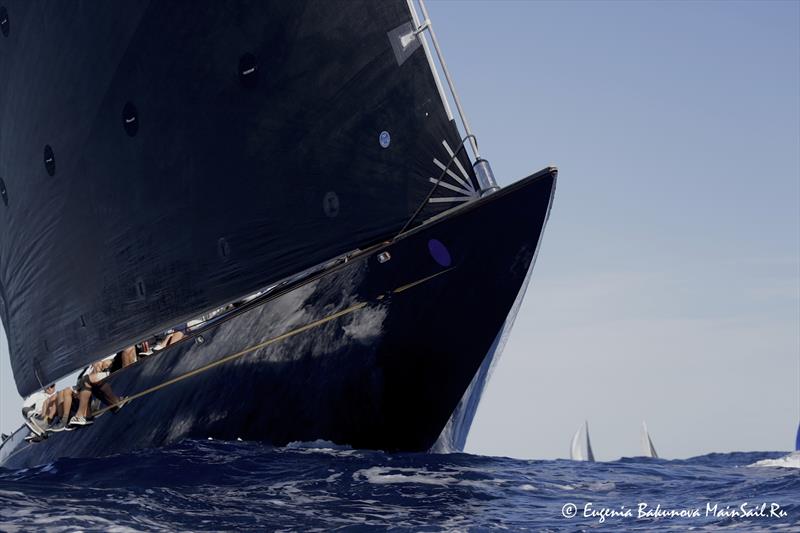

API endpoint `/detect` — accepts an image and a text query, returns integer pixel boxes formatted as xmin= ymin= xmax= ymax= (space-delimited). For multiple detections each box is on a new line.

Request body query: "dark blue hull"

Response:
xmin=1 ymin=169 xmax=555 ymax=468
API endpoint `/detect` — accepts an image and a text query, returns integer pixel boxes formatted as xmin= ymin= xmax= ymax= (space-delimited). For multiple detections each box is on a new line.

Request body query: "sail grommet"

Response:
xmin=238 ymin=53 xmax=258 ymax=88
xmin=322 ymin=191 xmax=339 ymax=218
xmin=428 ymin=239 xmax=451 ymax=267
xmin=0 ymin=177 xmax=7 ymax=206
xmin=43 ymin=145 xmax=56 ymax=176
xmin=377 ymin=251 xmax=391 ymax=264
xmin=122 ymin=102 xmax=139 ymax=137
xmin=379 ymin=131 xmax=391 ymax=148
xmin=0 ymin=6 xmax=9 ymax=37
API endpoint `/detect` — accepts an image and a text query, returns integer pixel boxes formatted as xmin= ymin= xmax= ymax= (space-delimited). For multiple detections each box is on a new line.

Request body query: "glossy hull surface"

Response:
xmin=1 ymin=169 xmax=556 ymax=468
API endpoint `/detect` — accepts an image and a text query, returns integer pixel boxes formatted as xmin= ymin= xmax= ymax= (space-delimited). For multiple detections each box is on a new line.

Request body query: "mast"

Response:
xmin=407 ymin=0 xmax=500 ymax=195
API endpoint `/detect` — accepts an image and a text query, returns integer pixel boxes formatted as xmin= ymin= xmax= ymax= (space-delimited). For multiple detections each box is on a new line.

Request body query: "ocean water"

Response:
xmin=0 ymin=440 xmax=797 ymax=531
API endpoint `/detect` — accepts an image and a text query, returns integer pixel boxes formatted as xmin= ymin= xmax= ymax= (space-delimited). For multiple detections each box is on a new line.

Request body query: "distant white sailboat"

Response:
xmin=641 ymin=421 xmax=658 ymax=458
xmin=570 ymin=421 xmax=595 ymax=462
xmin=748 ymin=421 xmax=800 ymax=469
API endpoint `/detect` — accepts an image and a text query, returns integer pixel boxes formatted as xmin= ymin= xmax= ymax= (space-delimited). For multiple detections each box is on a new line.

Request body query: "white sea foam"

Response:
xmin=285 ymin=439 xmax=351 ymax=450
xmin=325 ymin=472 xmax=342 ymax=483
xmin=353 ymin=466 xmax=459 ymax=486
xmin=0 ymin=489 xmax=27 ymax=499
xmin=284 ymin=440 xmax=357 ymax=457
xmin=748 ymin=451 xmax=800 ymax=469
xmin=588 ymin=481 xmax=617 ymax=492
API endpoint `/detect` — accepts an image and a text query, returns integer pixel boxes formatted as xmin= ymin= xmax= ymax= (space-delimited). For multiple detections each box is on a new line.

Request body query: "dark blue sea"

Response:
xmin=0 ymin=440 xmax=797 ymax=531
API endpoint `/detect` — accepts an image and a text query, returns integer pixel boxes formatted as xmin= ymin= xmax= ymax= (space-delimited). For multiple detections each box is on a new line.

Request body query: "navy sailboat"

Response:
xmin=0 ymin=0 xmax=556 ymax=467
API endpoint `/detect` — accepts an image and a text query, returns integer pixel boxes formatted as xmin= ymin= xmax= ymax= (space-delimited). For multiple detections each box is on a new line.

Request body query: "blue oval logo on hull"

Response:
xmin=428 ymin=239 xmax=451 ymax=267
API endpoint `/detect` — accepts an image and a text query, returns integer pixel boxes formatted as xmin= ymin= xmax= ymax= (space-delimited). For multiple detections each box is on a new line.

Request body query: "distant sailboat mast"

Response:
xmin=795 ymin=421 xmax=799 ymax=451
xmin=570 ymin=421 xmax=595 ymax=462
xmin=641 ymin=421 xmax=659 ymax=458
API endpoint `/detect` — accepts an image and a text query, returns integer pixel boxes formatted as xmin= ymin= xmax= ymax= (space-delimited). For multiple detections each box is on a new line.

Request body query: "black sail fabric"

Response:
xmin=0 ymin=1 xmax=479 ymax=395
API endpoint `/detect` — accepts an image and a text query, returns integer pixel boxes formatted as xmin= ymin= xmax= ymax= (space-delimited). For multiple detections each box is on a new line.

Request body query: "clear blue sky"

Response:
xmin=2 ymin=1 xmax=798 ymax=460
xmin=424 ymin=0 xmax=799 ymax=459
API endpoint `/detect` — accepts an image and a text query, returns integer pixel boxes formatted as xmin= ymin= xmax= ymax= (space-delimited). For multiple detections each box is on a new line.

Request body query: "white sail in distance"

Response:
xmin=641 ymin=421 xmax=659 ymax=458
xmin=570 ymin=421 xmax=595 ymax=462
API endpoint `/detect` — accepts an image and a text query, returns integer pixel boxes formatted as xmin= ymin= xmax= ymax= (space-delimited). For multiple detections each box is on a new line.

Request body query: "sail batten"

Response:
xmin=0 ymin=0 xmax=479 ymax=395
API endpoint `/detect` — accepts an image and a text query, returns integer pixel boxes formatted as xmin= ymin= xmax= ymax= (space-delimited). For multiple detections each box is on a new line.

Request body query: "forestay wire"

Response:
xmin=395 ymin=134 xmax=476 ymax=239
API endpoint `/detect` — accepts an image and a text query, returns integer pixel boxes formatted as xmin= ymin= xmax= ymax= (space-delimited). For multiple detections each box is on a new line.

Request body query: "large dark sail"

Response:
xmin=0 ymin=1 xmax=479 ymax=395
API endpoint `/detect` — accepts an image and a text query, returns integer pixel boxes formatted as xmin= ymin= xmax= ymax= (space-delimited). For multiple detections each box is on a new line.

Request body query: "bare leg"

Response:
xmin=45 ymin=396 xmax=57 ymax=422
xmin=49 ymin=390 xmax=73 ymax=429
xmin=75 ymin=389 xmax=93 ymax=418
xmin=59 ymin=390 xmax=73 ymax=419
xmin=90 ymin=382 xmax=121 ymax=411
xmin=40 ymin=396 xmax=50 ymax=420
xmin=121 ymin=346 xmax=136 ymax=367
xmin=166 ymin=331 xmax=184 ymax=346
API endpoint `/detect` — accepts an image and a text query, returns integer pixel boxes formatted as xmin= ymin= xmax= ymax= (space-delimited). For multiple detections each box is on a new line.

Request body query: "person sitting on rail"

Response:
xmin=37 ymin=349 xmax=135 ymax=433
xmin=117 ymin=345 xmax=137 ymax=368
xmin=140 ymin=337 xmax=166 ymax=357
xmin=135 ymin=340 xmax=152 ymax=357
xmin=48 ymin=384 xmax=90 ymax=432
xmin=153 ymin=326 xmax=186 ymax=351
xmin=40 ymin=384 xmax=61 ymax=426
xmin=70 ymin=356 xmax=129 ymax=427
xmin=21 ymin=384 xmax=56 ymax=440
xmin=41 ymin=356 xmax=121 ymax=431
xmin=45 ymin=361 xmax=105 ymax=431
